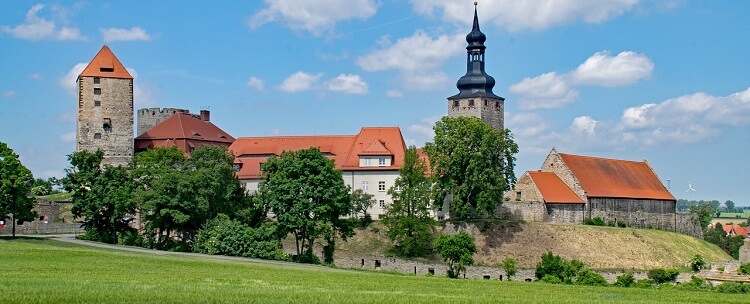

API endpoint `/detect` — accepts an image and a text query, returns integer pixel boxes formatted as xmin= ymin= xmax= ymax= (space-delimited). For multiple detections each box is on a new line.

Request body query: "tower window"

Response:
xmin=495 ymin=101 xmax=500 ymax=107
xmin=94 ymin=100 xmax=101 ymax=107
xmin=93 ymin=77 xmax=101 ymax=84
xmin=453 ymin=100 xmax=459 ymax=108
xmin=484 ymin=100 xmax=488 ymax=106
xmin=468 ymin=100 xmax=475 ymax=106
xmin=93 ymin=88 xmax=101 ymax=95
xmin=103 ymin=118 xmax=112 ymax=130
xmin=94 ymin=133 xmax=101 ymax=139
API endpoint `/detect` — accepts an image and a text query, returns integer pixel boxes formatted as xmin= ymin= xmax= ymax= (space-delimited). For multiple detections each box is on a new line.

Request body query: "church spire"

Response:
xmin=449 ymin=2 xmax=501 ymax=100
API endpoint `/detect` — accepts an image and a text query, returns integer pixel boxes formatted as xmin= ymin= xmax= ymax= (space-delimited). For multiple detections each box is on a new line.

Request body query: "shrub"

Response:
xmin=635 ymin=279 xmax=655 ymax=288
xmin=614 ymin=272 xmax=636 ymax=287
xmin=540 ymin=274 xmax=562 ymax=284
xmin=120 ymin=231 xmax=144 ymax=247
xmin=677 ymin=276 xmax=713 ymax=292
xmin=194 ymin=215 xmax=289 ymax=261
xmin=617 ymin=220 xmax=627 ymax=228
xmin=535 ymin=252 xmax=585 ymax=284
xmin=575 ymin=269 xmax=608 ymax=286
xmin=689 ymin=254 xmax=706 ymax=272
xmin=647 ymin=269 xmax=680 ymax=284
xmin=717 ymin=266 xmax=725 ymax=273
xmin=738 ymin=263 xmax=750 ymax=275
xmin=501 ymin=258 xmax=517 ymax=281
xmin=434 ymin=232 xmax=477 ymax=279
xmin=584 ymin=217 xmax=605 ymax=226
xmin=715 ymin=282 xmax=750 ymax=294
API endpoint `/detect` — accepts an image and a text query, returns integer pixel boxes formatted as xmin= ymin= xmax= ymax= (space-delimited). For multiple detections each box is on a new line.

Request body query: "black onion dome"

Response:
xmin=466 ymin=7 xmax=486 ymax=47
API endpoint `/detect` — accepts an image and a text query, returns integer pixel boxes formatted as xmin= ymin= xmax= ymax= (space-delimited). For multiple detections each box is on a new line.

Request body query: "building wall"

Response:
xmin=447 ymin=97 xmax=504 ymax=131
xmin=506 ymin=173 xmax=543 ymax=202
xmin=540 ymin=150 xmax=589 ymax=216
xmin=676 ymin=213 xmax=704 ymax=239
xmin=589 ymin=198 xmax=677 ymax=231
xmin=77 ymin=76 xmax=133 ymax=166
xmin=497 ymin=201 xmax=546 ymax=222
xmin=358 ymin=155 xmax=393 ymax=167
xmin=546 ymin=204 xmax=584 ymax=224
xmin=136 ymin=107 xmax=189 ymax=136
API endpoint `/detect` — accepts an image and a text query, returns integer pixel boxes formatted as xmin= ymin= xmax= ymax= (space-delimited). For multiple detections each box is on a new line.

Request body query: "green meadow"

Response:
xmin=0 ymin=237 xmax=746 ymax=304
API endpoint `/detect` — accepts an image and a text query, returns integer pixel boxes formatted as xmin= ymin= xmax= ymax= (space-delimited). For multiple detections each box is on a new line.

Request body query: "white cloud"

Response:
xmin=357 ymin=31 xmax=464 ymax=91
xmin=509 ymin=72 xmax=579 ymax=110
xmin=571 ymin=116 xmax=598 ymax=136
xmin=404 ymin=116 xmax=440 ymax=147
xmin=59 ymin=132 xmax=76 ymax=142
xmin=249 ymin=0 xmax=379 ymax=36
xmin=59 ymin=62 xmax=88 ymax=95
xmin=1 ymin=4 xmax=86 ymax=41
xmin=3 ymin=91 xmax=16 ymax=98
xmin=100 ymin=26 xmax=151 ymax=42
xmin=278 ymin=71 xmax=324 ymax=93
xmin=570 ymin=51 xmax=653 ymax=86
xmin=509 ymin=51 xmax=652 ymax=109
xmin=327 ymin=74 xmax=368 ymax=94
xmin=410 ymin=0 xmax=639 ymax=31
xmin=247 ymin=77 xmax=265 ymax=92
xmin=386 ymin=90 xmax=404 ymax=98
xmin=127 ymin=68 xmax=158 ymax=108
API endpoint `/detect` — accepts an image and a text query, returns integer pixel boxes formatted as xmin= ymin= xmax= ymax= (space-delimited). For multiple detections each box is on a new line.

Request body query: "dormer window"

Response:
xmin=193 ymin=132 xmax=201 ymax=137
xmin=233 ymin=163 xmax=242 ymax=171
xmin=100 ymin=67 xmax=114 ymax=73
xmin=378 ymin=157 xmax=386 ymax=166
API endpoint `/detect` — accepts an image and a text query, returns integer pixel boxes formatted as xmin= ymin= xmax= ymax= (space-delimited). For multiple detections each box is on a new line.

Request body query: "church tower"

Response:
xmin=76 ymin=45 xmax=134 ymax=166
xmin=448 ymin=3 xmax=504 ymax=132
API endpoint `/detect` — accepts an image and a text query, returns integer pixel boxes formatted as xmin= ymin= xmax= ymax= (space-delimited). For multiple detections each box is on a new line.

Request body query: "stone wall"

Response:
xmin=676 ymin=213 xmax=703 ymax=239
xmin=77 ymin=76 xmax=133 ymax=166
xmin=447 ymin=97 xmax=504 ymax=132
xmin=507 ymin=173 xmax=542 ymax=202
xmin=497 ymin=201 xmax=546 ymax=222
xmin=136 ymin=107 xmax=189 ymax=136
xmin=546 ymin=204 xmax=584 ymax=224
xmin=740 ymin=239 xmax=750 ymax=263
xmin=589 ymin=198 xmax=676 ymax=231
xmin=0 ymin=222 xmax=83 ymax=235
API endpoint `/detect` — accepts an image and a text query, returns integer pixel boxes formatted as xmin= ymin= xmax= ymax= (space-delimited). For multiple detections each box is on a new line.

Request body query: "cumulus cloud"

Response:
xmin=357 ymin=31 xmax=464 ymax=91
xmin=404 ymin=116 xmax=440 ymax=147
xmin=569 ymin=51 xmax=653 ymax=86
xmin=247 ymin=77 xmax=265 ymax=92
xmin=3 ymin=91 xmax=16 ymax=98
xmin=249 ymin=0 xmax=379 ymax=36
xmin=278 ymin=71 xmax=324 ymax=93
xmin=59 ymin=132 xmax=76 ymax=142
xmin=571 ymin=116 xmax=598 ymax=136
xmin=59 ymin=62 xmax=88 ymax=95
xmin=509 ymin=51 xmax=653 ymax=109
xmin=326 ymin=74 xmax=368 ymax=94
xmin=410 ymin=0 xmax=639 ymax=31
xmin=101 ymin=26 xmax=151 ymax=42
xmin=1 ymin=4 xmax=86 ymax=41
xmin=126 ymin=68 xmax=158 ymax=108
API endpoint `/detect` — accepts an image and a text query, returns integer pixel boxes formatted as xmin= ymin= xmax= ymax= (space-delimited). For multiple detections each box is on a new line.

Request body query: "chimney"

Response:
xmin=200 ymin=110 xmax=210 ymax=122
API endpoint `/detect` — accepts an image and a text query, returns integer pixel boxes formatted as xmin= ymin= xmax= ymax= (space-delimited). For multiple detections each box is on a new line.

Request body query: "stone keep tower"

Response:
xmin=448 ymin=4 xmax=505 ymax=132
xmin=76 ymin=45 xmax=134 ymax=166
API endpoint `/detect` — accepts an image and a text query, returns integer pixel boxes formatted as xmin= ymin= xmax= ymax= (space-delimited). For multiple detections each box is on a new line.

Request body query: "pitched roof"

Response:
xmin=135 ymin=112 xmax=234 ymax=143
xmin=558 ymin=153 xmax=675 ymax=201
xmin=230 ymin=127 xmax=406 ymax=179
xmin=722 ymin=224 xmax=749 ymax=237
xmin=79 ymin=45 xmax=133 ymax=79
xmin=528 ymin=171 xmax=584 ymax=204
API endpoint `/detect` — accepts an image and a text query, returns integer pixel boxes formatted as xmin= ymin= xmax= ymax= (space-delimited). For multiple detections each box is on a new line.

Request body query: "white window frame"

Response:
xmin=378 ymin=157 xmax=386 ymax=166
xmin=362 ymin=181 xmax=369 ymax=191
xmin=364 ymin=158 xmax=371 ymax=166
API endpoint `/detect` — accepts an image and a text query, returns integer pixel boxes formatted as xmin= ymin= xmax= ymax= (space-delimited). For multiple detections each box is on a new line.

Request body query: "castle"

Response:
xmin=73 ymin=6 xmax=693 ymax=235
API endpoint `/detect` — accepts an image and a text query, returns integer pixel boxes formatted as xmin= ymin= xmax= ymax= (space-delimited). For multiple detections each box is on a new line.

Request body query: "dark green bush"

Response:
xmin=584 ymin=217 xmax=606 ymax=226
xmin=194 ymin=215 xmax=289 ymax=261
xmin=617 ymin=220 xmax=627 ymax=228
xmin=647 ymin=268 xmax=680 ymax=284
xmin=535 ymin=252 xmax=585 ymax=284
xmin=738 ymin=263 xmax=750 ymax=275
xmin=614 ymin=272 xmax=636 ymax=287
xmin=575 ymin=269 xmax=608 ymax=286
xmin=715 ymin=282 xmax=750 ymax=294
xmin=120 ymin=231 xmax=143 ymax=247
xmin=635 ymin=279 xmax=655 ymax=288
xmin=540 ymin=274 xmax=562 ymax=284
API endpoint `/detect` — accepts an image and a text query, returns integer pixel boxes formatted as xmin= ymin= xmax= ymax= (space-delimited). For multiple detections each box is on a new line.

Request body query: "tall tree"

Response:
xmin=424 ymin=116 xmax=518 ymax=219
xmin=258 ymin=148 xmax=353 ymax=263
xmin=62 ymin=150 xmax=135 ymax=243
xmin=382 ymin=146 xmax=435 ymax=257
xmin=350 ymin=189 xmax=375 ymax=227
xmin=0 ymin=142 xmax=36 ymax=237
xmin=725 ymin=200 xmax=735 ymax=212
xmin=434 ymin=231 xmax=477 ymax=279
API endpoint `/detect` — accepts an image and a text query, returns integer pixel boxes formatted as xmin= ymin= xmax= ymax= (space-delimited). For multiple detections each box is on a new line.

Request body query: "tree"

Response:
xmin=690 ymin=254 xmax=706 ymax=272
xmin=501 ymin=257 xmax=517 ymax=281
xmin=382 ymin=146 xmax=436 ymax=257
xmin=30 ymin=178 xmax=54 ymax=196
xmin=62 ymin=150 xmax=135 ymax=243
xmin=424 ymin=116 xmax=518 ymax=219
xmin=434 ymin=231 xmax=477 ymax=278
xmin=689 ymin=203 xmax=714 ymax=229
xmin=258 ymin=148 xmax=353 ymax=263
xmin=0 ymin=142 xmax=36 ymax=237
xmin=350 ymin=189 xmax=375 ymax=227
xmin=725 ymin=200 xmax=735 ymax=212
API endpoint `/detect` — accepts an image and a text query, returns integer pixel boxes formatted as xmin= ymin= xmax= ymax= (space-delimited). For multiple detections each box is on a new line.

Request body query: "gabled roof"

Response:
xmin=558 ymin=153 xmax=675 ymax=201
xmin=722 ymin=224 xmax=748 ymax=238
xmin=528 ymin=171 xmax=584 ymax=204
xmin=135 ymin=113 xmax=234 ymax=143
xmin=79 ymin=45 xmax=133 ymax=79
xmin=230 ymin=127 xmax=406 ymax=179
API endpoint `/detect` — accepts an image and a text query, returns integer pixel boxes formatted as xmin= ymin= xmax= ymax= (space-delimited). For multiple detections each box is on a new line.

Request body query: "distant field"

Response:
xmin=0 ymin=237 xmax=747 ymax=304
xmin=717 ymin=212 xmax=750 ymax=219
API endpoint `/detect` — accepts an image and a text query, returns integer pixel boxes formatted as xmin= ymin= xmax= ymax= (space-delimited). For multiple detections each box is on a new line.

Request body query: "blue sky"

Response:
xmin=1 ymin=1 xmax=748 ymax=205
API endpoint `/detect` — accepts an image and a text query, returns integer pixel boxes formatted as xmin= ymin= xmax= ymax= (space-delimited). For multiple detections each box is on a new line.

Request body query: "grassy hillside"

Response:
xmin=0 ymin=237 xmax=747 ymax=304
xmin=339 ymin=222 xmax=731 ymax=270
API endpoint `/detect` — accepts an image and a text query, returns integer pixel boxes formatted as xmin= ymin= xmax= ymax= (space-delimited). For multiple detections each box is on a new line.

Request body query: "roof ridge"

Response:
xmin=558 ymin=152 xmax=646 ymax=164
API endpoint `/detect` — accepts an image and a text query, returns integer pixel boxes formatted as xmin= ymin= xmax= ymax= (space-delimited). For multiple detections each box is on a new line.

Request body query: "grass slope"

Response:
xmin=1 ymin=237 xmax=745 ymax=304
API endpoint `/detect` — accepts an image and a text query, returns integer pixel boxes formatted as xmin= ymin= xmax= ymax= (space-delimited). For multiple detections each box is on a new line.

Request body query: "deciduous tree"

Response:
xmin=434 ymin=231 xmax=477 ymax=279
xmin=424 ymin=116 xmax=518 ymax=219
xmin=350 ymin=189 xmax=374 ymax=227
xmin=382 ymin=146 xmax=435 ymax=257
xmin=0 ymin=142 xmax=36 ymax=237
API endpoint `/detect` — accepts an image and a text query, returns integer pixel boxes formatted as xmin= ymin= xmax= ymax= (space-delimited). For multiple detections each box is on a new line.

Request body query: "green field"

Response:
xmin=0 ymin=238 xmax=747 ymax=303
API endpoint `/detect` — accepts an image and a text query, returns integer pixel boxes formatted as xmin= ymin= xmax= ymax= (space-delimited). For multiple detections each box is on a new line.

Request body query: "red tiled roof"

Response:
xmin=558 ymin=153 xmax=675 ymax=201
xmin=359 ymin=140 xmax=392 ymax=156
xmin=230 ymin=127 xmax=406 ymax=179
xmin=722 ymin=224 xmax=749 ymax=237
xmin=135 ymin=113 xmax=234 ymax=143
xmin=79 ymin=45 xmax=133 ymax=79
xmin=528 ymin=171 xmax=584 ymax=204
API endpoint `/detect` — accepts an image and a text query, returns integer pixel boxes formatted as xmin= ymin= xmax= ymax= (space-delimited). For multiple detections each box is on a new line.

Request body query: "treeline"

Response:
xmin=678 ymin=199 xmax=748 ymax=214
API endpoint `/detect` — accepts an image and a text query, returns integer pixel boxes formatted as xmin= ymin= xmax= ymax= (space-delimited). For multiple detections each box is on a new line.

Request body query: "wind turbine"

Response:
xmin=685 ymin=181 xmax=698 ymax=194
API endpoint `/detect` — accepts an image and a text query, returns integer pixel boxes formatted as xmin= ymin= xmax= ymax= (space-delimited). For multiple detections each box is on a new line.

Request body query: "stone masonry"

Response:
xmin=740 ymin=239 xmax=750 ymax=263
xmin=448 ymin=97 xmax=504 ymax=132
xmin=77 ymin=76 xmax=133 ymax=166
xmin=136 ymin=107 xmax=190 ymax=136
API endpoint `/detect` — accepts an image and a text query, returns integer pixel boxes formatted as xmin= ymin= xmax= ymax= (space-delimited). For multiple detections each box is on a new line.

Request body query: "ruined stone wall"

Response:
xmin=32 ymin=201 xmax=62 ymax=222
xmin=739 ymin=239 xmax=750 ymax=263
xmin=77 ymin=76 xmax=133 ymax=166
xmin=136 ymin=107 xmax=189 ymax=136
xmin=589 ymin=198 xmax=676 ymax=231
xmin=676 ymin=213 xmax=703 ymax=239
xmin=447 ymin=97 xmax=504 ymax=131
